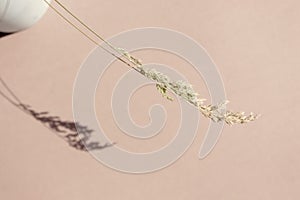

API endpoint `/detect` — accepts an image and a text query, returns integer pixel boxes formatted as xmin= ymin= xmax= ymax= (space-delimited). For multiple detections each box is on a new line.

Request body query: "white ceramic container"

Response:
xmin=0 ymin=0 xmax=51 ymax=33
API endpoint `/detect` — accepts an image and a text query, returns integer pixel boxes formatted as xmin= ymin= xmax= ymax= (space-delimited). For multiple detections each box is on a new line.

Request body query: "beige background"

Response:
xmin=0 ymin=0 xmax=300 ymax=199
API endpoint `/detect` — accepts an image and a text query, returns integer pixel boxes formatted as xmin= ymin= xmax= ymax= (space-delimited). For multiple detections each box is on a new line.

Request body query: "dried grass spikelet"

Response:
xmin=42 ymin=0 xmax=259 ymax=126
xmin=120 ymin=50 xmax=259 ymax=125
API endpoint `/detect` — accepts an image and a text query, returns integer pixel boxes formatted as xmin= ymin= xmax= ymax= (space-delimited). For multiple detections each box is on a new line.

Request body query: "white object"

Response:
xmin=0 ymin=0 xmax=51 ymax=33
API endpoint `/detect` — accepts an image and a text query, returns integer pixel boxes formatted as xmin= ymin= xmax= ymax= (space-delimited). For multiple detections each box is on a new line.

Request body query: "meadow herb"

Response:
xmin=44 ymin=0 xmax=260 ymax=125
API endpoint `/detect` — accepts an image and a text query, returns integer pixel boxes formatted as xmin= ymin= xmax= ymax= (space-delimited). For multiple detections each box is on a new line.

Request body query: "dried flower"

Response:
xmin=119 ymin=51 xmax=259 ymax=125
xmin=43 ymin=0 xmax=259 ymax=125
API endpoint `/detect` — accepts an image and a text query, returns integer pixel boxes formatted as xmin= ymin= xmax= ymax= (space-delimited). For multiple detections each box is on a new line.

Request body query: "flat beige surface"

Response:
xmin=0 ymin=0 xmax=300 ymax=199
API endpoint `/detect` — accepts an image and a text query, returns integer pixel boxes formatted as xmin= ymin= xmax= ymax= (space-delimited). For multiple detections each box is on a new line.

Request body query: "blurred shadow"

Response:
xmin=0 ymin=32 xmax=12 ymax=38
xmin=18 ymin=104 xmax=114 ymax=151
xmin=1 ymin=74 xmax=113 ymax=152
